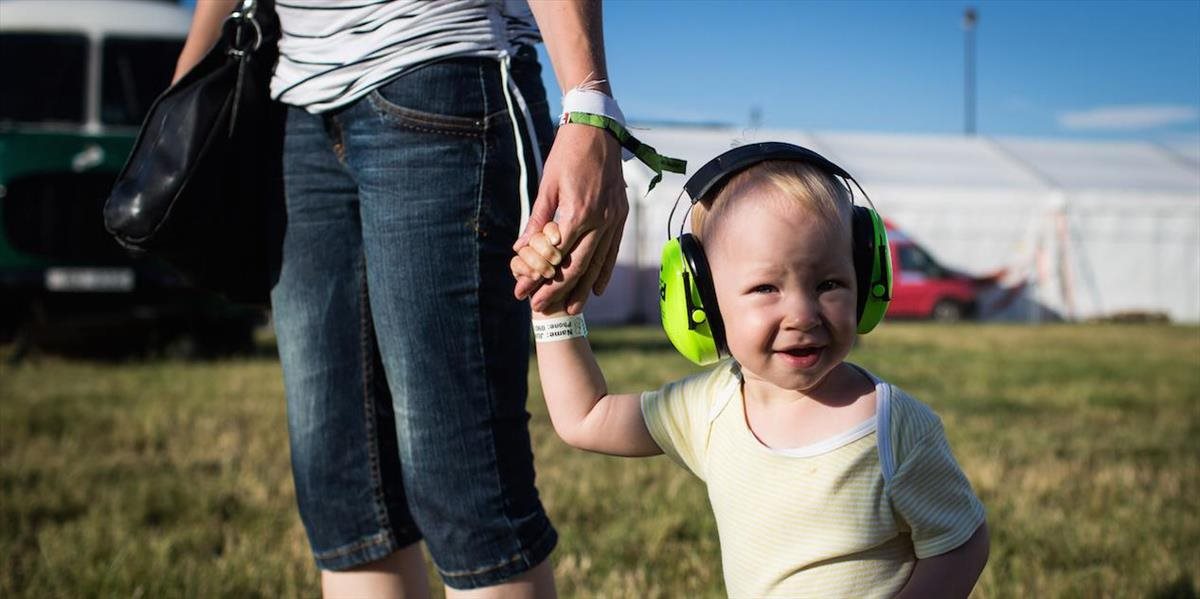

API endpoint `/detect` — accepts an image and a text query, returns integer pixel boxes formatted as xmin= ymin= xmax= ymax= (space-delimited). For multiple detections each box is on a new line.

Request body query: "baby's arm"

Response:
xmin=518 ymin=223 xmax=662 ymax=457
xmin=533 ymin=314 xmax=662 ymax=456
xmin=895 ymin=521 xmax=989 ymax=599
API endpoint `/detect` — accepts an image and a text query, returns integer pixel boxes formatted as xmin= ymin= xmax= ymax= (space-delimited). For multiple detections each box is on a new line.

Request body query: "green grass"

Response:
xmin=2 ymin=324 xmax=1198 ymax=598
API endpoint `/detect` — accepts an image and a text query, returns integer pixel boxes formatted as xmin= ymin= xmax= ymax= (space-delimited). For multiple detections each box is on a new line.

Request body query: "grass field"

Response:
xmin=2 ymin=323 xmax=1198 ymax=598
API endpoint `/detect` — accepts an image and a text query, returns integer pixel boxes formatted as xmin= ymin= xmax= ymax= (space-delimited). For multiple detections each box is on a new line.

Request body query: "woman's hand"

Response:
xmin=512 ymin=123 xmax=627 ymax=315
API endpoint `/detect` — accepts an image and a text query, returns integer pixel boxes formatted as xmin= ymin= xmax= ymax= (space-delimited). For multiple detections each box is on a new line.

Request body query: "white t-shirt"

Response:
xmin=271 ymin=0 xmax=540 ymax=112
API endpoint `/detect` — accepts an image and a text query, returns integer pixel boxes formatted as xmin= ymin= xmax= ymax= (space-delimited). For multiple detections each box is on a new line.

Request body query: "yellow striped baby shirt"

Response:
xmin=640 ymin=360 xmax=985 ymax=598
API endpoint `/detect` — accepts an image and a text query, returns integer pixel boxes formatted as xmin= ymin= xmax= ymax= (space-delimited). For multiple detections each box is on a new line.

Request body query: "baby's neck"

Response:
xmin=742 ymin=362 xmax=871 ymax=408
xmin=741 ymin=363 xmax=877 ymax=450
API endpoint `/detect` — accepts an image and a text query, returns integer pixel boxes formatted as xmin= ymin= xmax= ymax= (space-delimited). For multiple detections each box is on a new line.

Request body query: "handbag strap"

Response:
xmin=222 ymin=0 xmax=274 ymax=136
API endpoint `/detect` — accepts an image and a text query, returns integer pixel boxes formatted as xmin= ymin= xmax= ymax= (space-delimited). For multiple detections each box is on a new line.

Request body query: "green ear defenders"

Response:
xmin=658 ymin=142 xmax=893 ymax=366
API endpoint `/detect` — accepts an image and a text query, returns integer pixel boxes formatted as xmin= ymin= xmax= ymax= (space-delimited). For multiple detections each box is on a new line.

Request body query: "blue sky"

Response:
xmin=541 ymin=0 xmax=1200 ymax=141
xmin=183 ymin=0 xmax=1200 ymax=141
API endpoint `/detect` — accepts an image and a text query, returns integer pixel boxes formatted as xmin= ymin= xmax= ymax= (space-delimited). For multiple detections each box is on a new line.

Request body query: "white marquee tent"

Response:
xmin=581 ymin=127 xmax=1200 ymax=324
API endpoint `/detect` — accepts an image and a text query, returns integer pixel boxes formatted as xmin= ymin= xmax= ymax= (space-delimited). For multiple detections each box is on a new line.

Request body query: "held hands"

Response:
xmin=512 ymin=123 xmax=627 ymax=315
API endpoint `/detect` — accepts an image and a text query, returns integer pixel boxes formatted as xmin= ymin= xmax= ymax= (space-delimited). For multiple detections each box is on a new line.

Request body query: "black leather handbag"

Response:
xmin=104 ymin=0 xmax=285 ymax=306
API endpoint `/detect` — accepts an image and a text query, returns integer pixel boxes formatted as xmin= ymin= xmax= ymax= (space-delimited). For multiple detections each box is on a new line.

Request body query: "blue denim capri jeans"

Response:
xmin=270 ymin=46 xmax=556 ymax=589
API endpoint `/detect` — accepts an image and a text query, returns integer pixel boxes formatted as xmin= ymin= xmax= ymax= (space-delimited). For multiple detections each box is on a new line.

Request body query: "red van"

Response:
xmin=884 ymin=221 xmax=980 ymax=322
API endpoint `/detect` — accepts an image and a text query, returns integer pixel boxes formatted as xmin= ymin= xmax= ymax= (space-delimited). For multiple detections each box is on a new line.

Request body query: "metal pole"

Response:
xmin=964 ymin=8 xmax=977 ymax=136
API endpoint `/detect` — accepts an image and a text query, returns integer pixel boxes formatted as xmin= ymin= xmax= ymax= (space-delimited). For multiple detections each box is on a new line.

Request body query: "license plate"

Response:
xmin=45 ymin=267 xmax=135 ymax=292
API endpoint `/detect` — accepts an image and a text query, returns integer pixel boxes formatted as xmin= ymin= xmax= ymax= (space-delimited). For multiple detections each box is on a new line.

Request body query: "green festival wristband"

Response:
xmin=564 ymin=112 xmax=687 ymax=191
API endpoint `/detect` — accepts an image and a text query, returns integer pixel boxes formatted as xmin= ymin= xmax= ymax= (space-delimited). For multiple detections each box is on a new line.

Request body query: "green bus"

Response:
xmin=1 ymin=0 xmax=260 ymax=356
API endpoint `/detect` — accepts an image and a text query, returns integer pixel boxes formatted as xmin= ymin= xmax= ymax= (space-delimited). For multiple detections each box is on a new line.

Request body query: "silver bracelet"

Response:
xmin=532 ymin=314 xmax=588 ymax=343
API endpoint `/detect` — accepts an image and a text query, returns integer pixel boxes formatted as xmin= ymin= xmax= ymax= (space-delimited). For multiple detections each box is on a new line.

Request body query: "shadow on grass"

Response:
xmin=1151 ymin=576 xmax=1197 ymax=599
xmin=4 ymin=320 xmax=279 ymax=363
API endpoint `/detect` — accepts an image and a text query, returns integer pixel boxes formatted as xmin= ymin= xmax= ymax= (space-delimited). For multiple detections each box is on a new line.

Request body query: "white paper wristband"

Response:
xmin=559 ymin=88 xmax=634 ymax=161
xmin=560 ymin=88 xmax=626 ymax=126
xmin=532 ymin=314 xmax=588 ymax=343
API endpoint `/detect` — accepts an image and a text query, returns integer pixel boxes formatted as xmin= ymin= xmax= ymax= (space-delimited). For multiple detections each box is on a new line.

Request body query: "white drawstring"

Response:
xmin=499 ymin=51 xmax=543 ymax=235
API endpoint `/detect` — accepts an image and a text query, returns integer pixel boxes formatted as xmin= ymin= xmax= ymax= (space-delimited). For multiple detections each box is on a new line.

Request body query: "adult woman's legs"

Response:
xmin=321 ymin=548 xmax=554 ymax=599
xmin=444 ymin=558 xmax=555 ymax=599
xmin=322 ymin=542 xmax=431 ymax=599
xmin=345 ymin=56 xmax=558 ymax=591
xmin=274 ymin=106 xmax=422 ymax=572
xmin=276 ymin=51 xmax=558 ymax=593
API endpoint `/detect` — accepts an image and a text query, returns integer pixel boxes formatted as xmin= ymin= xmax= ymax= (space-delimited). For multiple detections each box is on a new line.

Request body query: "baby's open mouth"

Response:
xmin=776 ymin=346 xmax=824 ymax=368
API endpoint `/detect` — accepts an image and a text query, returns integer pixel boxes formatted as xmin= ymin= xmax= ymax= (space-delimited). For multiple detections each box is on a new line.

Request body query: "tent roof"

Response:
xmin=627 ymin=125 xmax=1200 ymax=200
xmin=809 ymin=131 xmax=1047 ymax=191
xmin=1160 ymin=138 xmax=1200 ymax=166
xmin=993 ymin=137 xmax=1200 ymax=194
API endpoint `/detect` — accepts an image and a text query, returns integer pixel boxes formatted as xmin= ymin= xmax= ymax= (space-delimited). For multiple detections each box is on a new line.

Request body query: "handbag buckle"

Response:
xmin=223 ymin=7 xmax=263 ymax=58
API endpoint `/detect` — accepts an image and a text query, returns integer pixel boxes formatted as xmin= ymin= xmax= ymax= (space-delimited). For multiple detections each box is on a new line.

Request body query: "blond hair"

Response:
xmin=690 ymin=160 xmax=853 ymax=246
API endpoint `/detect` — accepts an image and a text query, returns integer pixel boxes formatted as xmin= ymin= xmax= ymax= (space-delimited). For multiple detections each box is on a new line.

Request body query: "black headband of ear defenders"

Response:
xmin=682 ymin=142 xmax=854 ymax=205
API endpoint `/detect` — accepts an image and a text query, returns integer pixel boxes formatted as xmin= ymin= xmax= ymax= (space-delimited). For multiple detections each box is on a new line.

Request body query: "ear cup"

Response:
xmin=658 ymin=234 xmax=725 ymax=365
xmin=851 ymin=206 xmax=892 ymax=334
xmin=679 ymin=234 xmax=726 ymax=352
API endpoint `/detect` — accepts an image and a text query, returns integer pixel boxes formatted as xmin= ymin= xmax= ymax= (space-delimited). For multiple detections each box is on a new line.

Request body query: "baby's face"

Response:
xmin=706 ymin=190 xmax=858 ymax=395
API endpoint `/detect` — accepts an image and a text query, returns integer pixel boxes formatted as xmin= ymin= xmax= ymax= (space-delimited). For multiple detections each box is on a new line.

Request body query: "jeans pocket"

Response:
xmin=366 ymin=59 xmax=509 ymax=137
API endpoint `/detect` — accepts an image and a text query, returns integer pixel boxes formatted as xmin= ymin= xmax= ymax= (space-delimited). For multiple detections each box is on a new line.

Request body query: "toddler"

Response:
xmin=512 ymin=144 xmax=988 ymax=598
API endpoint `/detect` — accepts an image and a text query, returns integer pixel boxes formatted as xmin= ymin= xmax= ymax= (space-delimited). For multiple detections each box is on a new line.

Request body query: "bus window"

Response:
xmin=0 ymin=33 xmax=88 ymax=125
xmin=100 ymin=37 xmax=184 ymax=127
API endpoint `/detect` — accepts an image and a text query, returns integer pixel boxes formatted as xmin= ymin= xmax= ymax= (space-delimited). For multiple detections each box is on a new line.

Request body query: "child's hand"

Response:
xmin=511 ymin=221 xmax=563 ymax=282
xmin=511 ymin=222 xmax=568 ymax=314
